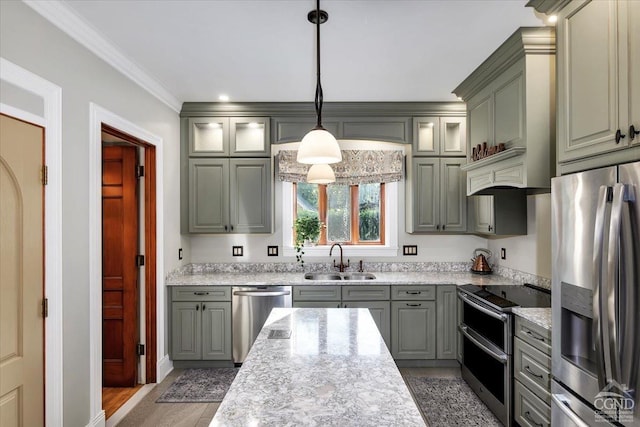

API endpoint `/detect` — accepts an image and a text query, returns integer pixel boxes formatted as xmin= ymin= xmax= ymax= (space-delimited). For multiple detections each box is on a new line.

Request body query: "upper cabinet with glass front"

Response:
xmin=189 ymin=117 xmax=270 ymax=157
xmin=413 ymin=117 xmax=466 ymax=156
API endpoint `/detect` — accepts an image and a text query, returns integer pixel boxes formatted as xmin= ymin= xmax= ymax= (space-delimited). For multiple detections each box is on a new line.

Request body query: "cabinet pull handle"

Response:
xmin=202 ymin=304 xmax=206 ymax=310
xmin=194 ymin=292 xmax=209 ymax=296
xmin=230 ymin=225 xmax=234 ymax=231
xmin=337 ymin=304 xmax=340 ymax=308
xmin=523 ymin=411 xmax=543 ymax=427
xmin=406 ymin=303 xmax=422 ymax=307
xmin=436 ymin=224 xmax=440 ymax=230
xmin=442 ymin=225 xmax=446 ymax=231
xmin=196 ymin=304 xmax=199 ymax=311
xmin=525 ymin=365 xmax=544 ymax=379
xmin=224 ymin=225 xmax=228 ymax=231
xmin=630 ymin=125 xmax=640 ymax=141
xmin=406 ymin=291 xmax=422 ymax=295
xmin=526 ymin=330 xmax=545 ymax=342
xmin=615 ymin=129 xmax=626 ymax=143
xmin=488 ymin=225 xmax=493 ymax=232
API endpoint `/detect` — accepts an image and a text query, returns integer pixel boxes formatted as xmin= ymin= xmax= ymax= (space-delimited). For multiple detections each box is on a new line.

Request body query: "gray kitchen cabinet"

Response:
xmin=556 ymin=0 xmax=640 ymax=172
xmin=468 ymin=189 xmax=527 ymax=235
xmin=341 ymin=117 xmax=411 ymax=144
xmin=271 ymin=117 xmax=340 ymax=144
xmin=292 ymin=286 xmax=341 ymax=302
xmin=455 ymin=27 xmax=555 ymax=195
xmin=391 ymin=300 xmax=437 ymax=360
xmin=170 ymin=287 xmax=232 ymax=361
xmin=188 ymin=158 xmax=271 ymax=233
xmin=513 ymin=315 xmax=552 ymax=427
xmin=188 ymin=117 xmax=270 ymax=157
xmin=413 ymin=116 xmax=466 ymax=156
xmin=343 ymin=300 xmax=390 ymax=348
xmin=436 ymin=285 xmax=457 ymax=360
xmin=407 ymin=157 xmax=467 ymax=233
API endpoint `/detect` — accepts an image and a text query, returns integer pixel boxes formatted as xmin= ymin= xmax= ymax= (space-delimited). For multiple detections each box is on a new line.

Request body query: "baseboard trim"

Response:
xmin=157 ymin=354 xmax=173 ymax=383
xmin=85 ymin=410 xmax=106 ymax=427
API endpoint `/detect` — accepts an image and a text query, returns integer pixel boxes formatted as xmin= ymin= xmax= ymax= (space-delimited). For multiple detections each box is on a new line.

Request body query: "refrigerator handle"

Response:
xmin=592 ymin=185 xmax=610 ymax=389
xmin=610 ymin=183 xmax=639 ymax=397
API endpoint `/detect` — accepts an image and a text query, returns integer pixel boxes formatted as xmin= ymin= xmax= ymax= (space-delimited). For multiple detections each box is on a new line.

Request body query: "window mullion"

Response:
xmin=319 ymin=185 xmax=328 ymax=245
xmin=351 ymin=185 xmax=358 ymax=244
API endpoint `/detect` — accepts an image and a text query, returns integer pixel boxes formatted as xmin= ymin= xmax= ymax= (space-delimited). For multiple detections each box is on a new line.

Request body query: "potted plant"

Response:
xmin=294 ymin=211 xmax=321 ymax=267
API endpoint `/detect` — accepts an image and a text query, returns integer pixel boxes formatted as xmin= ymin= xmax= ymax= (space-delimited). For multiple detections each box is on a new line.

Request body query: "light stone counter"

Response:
xmin=511 ymin=307 xmax=552 ymax=331
xmin=166 ymin=271 xmax=522 ymax=287
xmin=210 ymin=308 xmax=426 ymax=426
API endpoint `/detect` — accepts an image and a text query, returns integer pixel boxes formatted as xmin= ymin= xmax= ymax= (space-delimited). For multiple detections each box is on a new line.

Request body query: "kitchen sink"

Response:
xmin=342 ymin=273 xmax=376 ymax=280
xmin=303 ymin=272 xmax=376 ymax=281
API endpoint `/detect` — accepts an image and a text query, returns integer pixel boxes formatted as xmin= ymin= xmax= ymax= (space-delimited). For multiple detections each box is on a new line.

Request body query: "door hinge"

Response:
xmin=41 ymin=165 xmax=48 ymax=185
xmin=136 ymin=343 xmax=145 ymax=356
xmin=136 ymin=255 xmax=145 ymax=267
xmin=135 ymin=165 xmax=144 ymax=179
xmin=42 ymin=298 xmax=49 ymax=318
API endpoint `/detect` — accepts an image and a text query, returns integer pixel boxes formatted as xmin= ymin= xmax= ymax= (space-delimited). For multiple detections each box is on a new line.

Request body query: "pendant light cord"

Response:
xmin=314 ymin=0 xmax=323 ymax=129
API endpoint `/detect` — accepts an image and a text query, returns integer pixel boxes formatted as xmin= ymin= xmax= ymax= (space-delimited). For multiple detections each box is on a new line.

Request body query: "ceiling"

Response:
xmin=61 ymin=0 xmax=545 ymax=104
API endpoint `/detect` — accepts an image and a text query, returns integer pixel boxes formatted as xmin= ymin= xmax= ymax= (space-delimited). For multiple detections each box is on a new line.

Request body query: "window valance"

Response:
xmin=277 ymin=149 xmax=404 ymax=185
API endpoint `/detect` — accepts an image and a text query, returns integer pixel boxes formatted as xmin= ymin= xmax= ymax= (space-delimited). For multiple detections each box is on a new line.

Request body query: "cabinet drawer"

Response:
xmin=292 ymin=286 xmax=341 ymax=301
xmin=293 ymin=301 xmax=341 ymax=308
xmin=391 ymin=285 xmax=435 ymax=300
xmin=342 ymin=286 xmax=390 ymax=301
xmin=515 ymin=337 xmax=551 ymax=405
xmin=515 ymin=316 xmax=551 ymax=355
xmin=514 ymin=380 xmax=551 ymax=427
xmin=171 ymin=286 xmax=231 ymax=301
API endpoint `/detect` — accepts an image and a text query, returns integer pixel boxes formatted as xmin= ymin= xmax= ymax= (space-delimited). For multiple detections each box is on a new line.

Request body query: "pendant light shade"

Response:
xmin=307 ymin=163 xmax=335 ymax=184
xmin=297 ymin=128 xmax=341 ymax=164
xmin=297 ymin=0 xmax=342 ymax=165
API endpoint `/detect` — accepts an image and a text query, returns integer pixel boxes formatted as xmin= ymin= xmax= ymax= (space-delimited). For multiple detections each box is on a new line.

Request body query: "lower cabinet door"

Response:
xmin=201 ymin=302 xmax=232 ymax=360
xmin=391 ymin=301 xmax=436 ymax=359
xmin=171 ymin=302 xmax=202 ymax=360
xmin=343 ymin=301 xmax=391 ymax=349
xmin=436 ymin=285 xmax=458 ymax=359
xmin=514 ymin=380 xmax=551 ymax=427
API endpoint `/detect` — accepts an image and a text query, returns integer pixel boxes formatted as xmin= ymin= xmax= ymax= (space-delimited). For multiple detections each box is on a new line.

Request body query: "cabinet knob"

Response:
xmin=436 ymin=224 xmax=440 ymax=230
xmin=202 ymin=304 xmax=206 ymax=310
xmin=488 ymin=225 xmax=493 ymax=232
xmin=224 ymin=225 xmax=228 ymax=231
xmin=230 ymin=225 xmax=234 ymax=231
xmin=442 ymin=225 xmax=446 ymax=231
xmin=630 ymin=125 xmax=640 ymax=141
xmin=196 ymin=304 xmax=199 ymax=311
xmin=615 ymin=129 xmax=626 ymax=143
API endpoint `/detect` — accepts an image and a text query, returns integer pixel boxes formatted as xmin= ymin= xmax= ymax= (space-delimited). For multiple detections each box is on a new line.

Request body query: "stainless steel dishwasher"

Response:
xmin=232 ymin=285 xmax=292 ymax=364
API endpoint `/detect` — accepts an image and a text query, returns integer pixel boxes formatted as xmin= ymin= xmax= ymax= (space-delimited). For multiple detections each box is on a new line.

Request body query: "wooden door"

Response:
xmin=102 ymin=145 xmax=139 ymax=387
xmin=0 ymin=114 xmax=45 ymax=426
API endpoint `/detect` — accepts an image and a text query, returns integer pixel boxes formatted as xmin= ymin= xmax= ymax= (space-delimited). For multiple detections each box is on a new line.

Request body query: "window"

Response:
xmin=294 ymin=182 xmax=385 ymax=245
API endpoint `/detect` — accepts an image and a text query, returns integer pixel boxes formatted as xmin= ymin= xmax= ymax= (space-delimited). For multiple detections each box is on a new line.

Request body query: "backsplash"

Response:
xmin=167 ymin=261 xmax=550 ymax=289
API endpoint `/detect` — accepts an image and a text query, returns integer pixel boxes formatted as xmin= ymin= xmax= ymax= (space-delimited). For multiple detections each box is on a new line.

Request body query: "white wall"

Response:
xmin=487 ymin=193 xmax=552 ymax=278
xmin=0 ymin=2 xmax=185 ymax=425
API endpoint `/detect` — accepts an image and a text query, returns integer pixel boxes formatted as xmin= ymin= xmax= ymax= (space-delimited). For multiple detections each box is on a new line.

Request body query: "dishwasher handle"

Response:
xmin=233 ymin=290 xmax=291 ymax=297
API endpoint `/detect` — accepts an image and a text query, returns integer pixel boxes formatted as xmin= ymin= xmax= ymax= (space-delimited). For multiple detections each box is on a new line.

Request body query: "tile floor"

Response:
xmin=115 ymin=366 xmax=461 ymax=426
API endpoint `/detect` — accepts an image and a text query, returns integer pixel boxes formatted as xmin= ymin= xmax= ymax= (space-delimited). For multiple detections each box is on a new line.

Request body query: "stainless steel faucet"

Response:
xmin=329 ymin=243 xmax=349 ymax=272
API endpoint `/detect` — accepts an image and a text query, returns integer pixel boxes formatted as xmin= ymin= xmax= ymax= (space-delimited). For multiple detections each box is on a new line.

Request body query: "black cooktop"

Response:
xmin=459 ymin=284 xmax=551 ymax=311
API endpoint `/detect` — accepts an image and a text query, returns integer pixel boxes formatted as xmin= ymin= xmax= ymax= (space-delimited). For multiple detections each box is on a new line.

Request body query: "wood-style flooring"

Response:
xmin=114 ymin=366 xmax=460 ymax=426
xmin=103 ymin=384 xmax=143 ymax=420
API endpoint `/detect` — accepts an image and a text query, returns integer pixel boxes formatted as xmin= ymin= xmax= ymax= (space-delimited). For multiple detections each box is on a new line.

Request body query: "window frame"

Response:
xmin=294 ymin=183 xmax=386 ymax=246
xmin=281 ymin=181 xmax=399 ymax=258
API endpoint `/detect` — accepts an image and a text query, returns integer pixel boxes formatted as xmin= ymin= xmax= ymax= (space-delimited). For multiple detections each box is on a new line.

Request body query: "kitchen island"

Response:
xmin=210 ymin=308 xmax=426 ymax=426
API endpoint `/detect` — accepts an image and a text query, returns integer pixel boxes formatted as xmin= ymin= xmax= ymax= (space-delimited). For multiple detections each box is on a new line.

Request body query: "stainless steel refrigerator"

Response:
xmin=551 ymin=161 xmax=639 ymax=426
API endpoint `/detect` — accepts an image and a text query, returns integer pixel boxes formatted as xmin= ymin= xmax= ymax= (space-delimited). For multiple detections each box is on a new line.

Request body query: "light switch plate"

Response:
xmin=232 ymin=246 xmax=244 ymax=256
xmin=403 ymin=245 xmax=418 ymax=256
xmin=501 ymin=248 xmax=506 ymax=260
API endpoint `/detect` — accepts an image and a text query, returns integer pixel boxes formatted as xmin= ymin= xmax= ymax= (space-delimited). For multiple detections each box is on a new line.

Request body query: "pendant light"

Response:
xmin=307 ymin=164 xmax=336 ymax=184
xmin=297 ymin=0 xmax=342 ymax=166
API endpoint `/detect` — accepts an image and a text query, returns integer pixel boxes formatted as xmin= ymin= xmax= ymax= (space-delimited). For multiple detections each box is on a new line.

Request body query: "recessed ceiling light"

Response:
xmin=218 ymin=94 xmax=229 ymax=102
xmin=548 ymin=15 xmax=557 ymax=24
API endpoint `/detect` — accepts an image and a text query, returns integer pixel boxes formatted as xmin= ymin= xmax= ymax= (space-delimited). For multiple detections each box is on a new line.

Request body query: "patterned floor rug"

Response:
xmin=156 ymin=368 xmax=239 ymax=403
xmin=406 ymin=377 xmax=502 ymax=426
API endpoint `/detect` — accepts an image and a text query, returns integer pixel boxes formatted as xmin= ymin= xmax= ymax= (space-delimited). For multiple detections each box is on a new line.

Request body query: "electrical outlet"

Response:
xmin=178 ymin=248 xmax=183 ymax=260
xmin=501 ymin=248 xmax=506 ymax=260
xmin=403 ymin=245 xmax=418 ymax=256
xmin=232 ymin=246 xmax=244 ymax=256
xmin=267 ymin=246 xmax=279 ymax=256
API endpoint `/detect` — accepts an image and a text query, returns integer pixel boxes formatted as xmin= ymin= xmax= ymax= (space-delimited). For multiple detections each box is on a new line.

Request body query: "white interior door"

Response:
xmin=0 ymin=114 xmax=45 ymax=427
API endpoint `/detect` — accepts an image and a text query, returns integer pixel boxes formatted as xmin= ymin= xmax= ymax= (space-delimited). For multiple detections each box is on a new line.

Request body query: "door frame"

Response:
xmin=0 ymin=57 xmax=63 ymax=426
xmin=89 ymin=104 xmax=165 ymax=425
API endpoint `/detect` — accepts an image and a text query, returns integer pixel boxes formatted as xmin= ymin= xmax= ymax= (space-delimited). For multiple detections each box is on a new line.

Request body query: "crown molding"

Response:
xmin=23 ymin=0 xmax=182 ymax=112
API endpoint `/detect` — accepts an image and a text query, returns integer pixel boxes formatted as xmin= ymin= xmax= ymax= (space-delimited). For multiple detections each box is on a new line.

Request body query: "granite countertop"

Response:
xmin=512 ymin=307 xmax=552 ymax=331
xmin=210 ymin=308 xmax=426 ymax=426
xmin=166 ymin=271 xmax=523 ymax=287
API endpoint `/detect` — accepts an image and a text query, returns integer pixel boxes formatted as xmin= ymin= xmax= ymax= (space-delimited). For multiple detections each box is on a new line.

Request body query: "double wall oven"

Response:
xmin=458 ymin=284 xmax=551 ymax=426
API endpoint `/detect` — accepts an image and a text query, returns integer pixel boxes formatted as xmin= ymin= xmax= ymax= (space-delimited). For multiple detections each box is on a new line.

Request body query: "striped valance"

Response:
xmin=277 ymin=149 xmax=404 ymax=185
